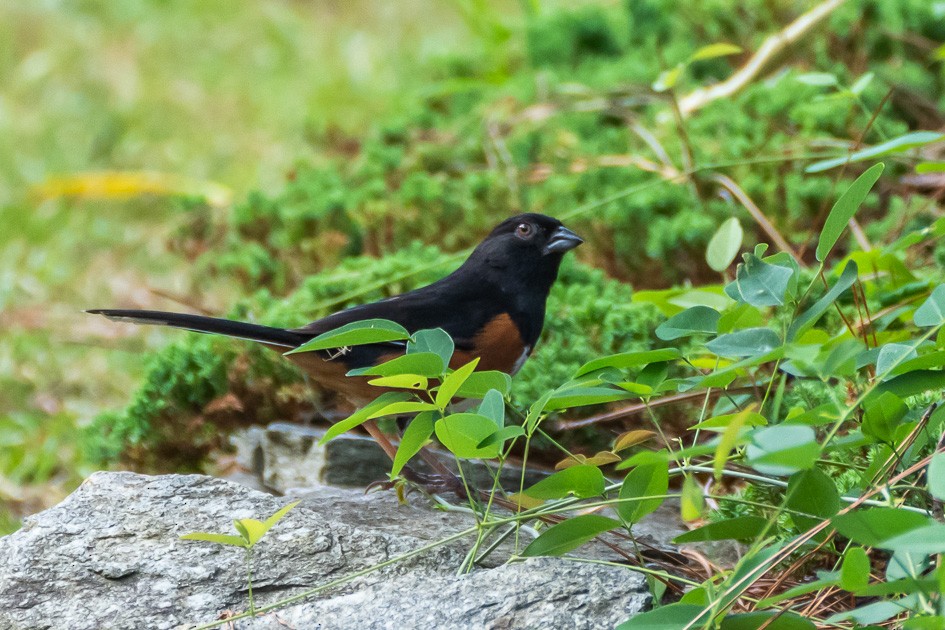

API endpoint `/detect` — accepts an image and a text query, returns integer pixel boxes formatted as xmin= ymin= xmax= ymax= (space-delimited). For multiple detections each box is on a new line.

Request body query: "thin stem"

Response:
xmin=191 ymin=527 xmax=479 ymax=630
xmin=246 ymin=547 xmax=255 ymax=615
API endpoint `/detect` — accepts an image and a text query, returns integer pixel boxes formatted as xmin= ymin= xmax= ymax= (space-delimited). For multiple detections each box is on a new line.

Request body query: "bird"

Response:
xmin=89 ymin=213 xmax=583 ymax=490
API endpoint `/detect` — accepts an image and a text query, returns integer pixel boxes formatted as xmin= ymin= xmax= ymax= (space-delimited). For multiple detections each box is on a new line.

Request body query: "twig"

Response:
xmin=711 ymin=174 xmax=799 ymax=262
xmin=678 ymin=0 xmax=849 ymax=116
xmin=702 ymin=447 xmax=945 ymax=629
xmin=552 ymin=386 xmax=755 ymax=431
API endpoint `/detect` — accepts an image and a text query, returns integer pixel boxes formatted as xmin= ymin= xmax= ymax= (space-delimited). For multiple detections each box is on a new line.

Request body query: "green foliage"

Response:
xmin=181 ymin=500 xmax=300 ymax=616
xmin=87 ymin=254 xmax=663 ymax=465
xmin=288 ymin=320 xmax=411 ymax=354
xmin=181 ymin=500 xmax=300 ymax=549
xmin=23 ymin=1 xmax=945 ymax=625
xmin=159 ymin=0 xmax=943 ymax=298
xmin=521 ymin=514 xmax=620 ymax=557
xmin=526 ymin=6 xmax=624 ymax=67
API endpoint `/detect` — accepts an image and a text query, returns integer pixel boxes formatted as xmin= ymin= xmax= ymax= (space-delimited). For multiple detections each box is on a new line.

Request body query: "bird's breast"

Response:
xmin=450 ymin=312 xmax=529 ymax=374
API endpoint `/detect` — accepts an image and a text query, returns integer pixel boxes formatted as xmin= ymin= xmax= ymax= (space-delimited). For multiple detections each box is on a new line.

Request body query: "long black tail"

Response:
xmin=86 ymin=309 xmax=308 ymax=348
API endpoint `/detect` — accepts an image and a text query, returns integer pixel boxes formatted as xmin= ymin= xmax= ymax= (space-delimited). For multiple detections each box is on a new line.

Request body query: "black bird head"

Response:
xmin=463 ymin=213 xmax=583 ymax=293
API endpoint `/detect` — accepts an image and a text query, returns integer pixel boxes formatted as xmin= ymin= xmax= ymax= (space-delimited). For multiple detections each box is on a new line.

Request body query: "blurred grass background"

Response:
xmin=1 ymin=0 xmax=942 ymax=534
xmin=0 ymin=0 xmax=499 ymax=528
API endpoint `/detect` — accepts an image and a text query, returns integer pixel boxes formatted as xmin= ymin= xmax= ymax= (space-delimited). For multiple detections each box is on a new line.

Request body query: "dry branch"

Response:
xmin=678 ymin=0 xmax=849 ymax=116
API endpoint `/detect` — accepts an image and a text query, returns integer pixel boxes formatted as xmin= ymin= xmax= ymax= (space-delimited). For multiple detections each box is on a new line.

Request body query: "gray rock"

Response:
xmin=240 ymin=557 xmax=648 ymax=630
xmin=0 ymin=472 xmax=651 ymax=630
xmin=232 ymin=422 xmax=547 ymax=493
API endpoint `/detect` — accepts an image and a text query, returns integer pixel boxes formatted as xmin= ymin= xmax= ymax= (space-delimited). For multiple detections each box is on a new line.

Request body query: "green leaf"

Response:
xmin=435 ymin=358 xmax=479 ymax=408
xmin=690 ymin=42 xmax=742 ymax=62
xmin=524 ymin=465 xmax=605 ymax=500
xmin=826 ymin=596 xmax=920 ymax=625
xmin=807 ymin=132 xmax=944 ymax=173
xmin=856 ymin=577 xmax=934 ymax=598
xmin=434 ymin=413 xmax=502 ymax=459
xmin=832 ymin=508 xmax=932 ymax=546
xmin=391 ymin=411 xmax=435 ymax=478
xmin=319 ymin=392 xmax=412 ymax=445
xmin=287 ymin=319 xmax=409 ymax=354
xmin=746 ymin=425 xmax=819 ymax=476
xmin=815 ymin=163 xmax=884 ymax=261
xmin=849 ymin=71 xmax=874 ymax=95
xmin=783 ymin=403 xmax=839 ymax=427
xmin=366 ymin=401 xmax=437 ymax=420
xmin=477 ymin=389 xmax=505 ymax=428
xmin=786 ymin=468 xmax=840 ymax=534
xmin=706 ymin=327 xmax=781 ymax=358
xmin=367 ymin=374 xmax=428 ymax=389
xmin=179 ymin=532 xmax=249 ymax=548
xmin=575 ymin=349 xmax=681 ymax=377
xmin=617 ymin=461 xmax=668 ymax=524
xmin=876 ymin=343 xmax=918 ymax=378
xmin=706 ymin=217 xmax=743 ymax=272
xmin=348 ymin=352 xmax=444 ymax=378
xmin=521 ymin=514 xmax=620 ymax=557
xmin=262 ymin=500 xmax=300 ymax=531
xmin=878 ymin=370 xmax=945 ymax=399
xmin=616 ymin=604 xmax=706 ymax=630
xmin=693 ymin=411 xmax=767 ymax=431
xmin=787 ymin=260 xmax=858 ymax=341
xmin=233 ymin=518 xmax=267 ymax=546
xmin=890 ymin=351 xmax=945 ymax=376
xmin=669 ymin=288 xmax=734 ymax=311
xmin=862 ymin=391 xmax=907 ymax=444
xmin=724 ymin=254 xmax=794 ymax=307
xmin=917 ymin=161 xmax=945 ymax=174
xmin=183 ymin=500 xmax=300 ymax=549
xmin=407 ymin=328 xmax=454 ymax=365
xmin=525 ymin=390 xmax=554 ymax=434
xmin=637 ymin=362 xmax=668 ymax=391
xmin=795 ymin=72 xmax=837 ymax=86
xmin=655 ymin=306 xmax=720 ymax=341
xmin=652 ymin=65 xmax=682 ymax=92
xmin=879 ymin=524 xmax=945 ymax=554
xmin=718 ymin=302 xmax=763 ymax=333
xmin=904 ymin=615 xmax=945 ymax=630
xmin=454 ymin=371 xmax=512 ymax=398
xmin=840 ymin=546 xmax=871 ymax=591
xmin=545 ymin=386 xmax=633 ymax=411
xmin=713 ymin=407 xmax=755 ymax=480
xmin=673 ymin=515 xmax=767 ymax=543
xmin=691 ymin=348 xmax=784 ymax=389
xmin=720 ymin=612 xmax=816 ymax=630
xmin=928 ymin=451 xmax=945 ymax=501
xmin=680 ymin=475 xmax=703 ymax=521
xmin=613 ymin=430 xmax=657 ymax=452
xmin=914 ymin=285 xmax=945 ymax=327
xmin=475 ymin=424 xmax=524 ymax=449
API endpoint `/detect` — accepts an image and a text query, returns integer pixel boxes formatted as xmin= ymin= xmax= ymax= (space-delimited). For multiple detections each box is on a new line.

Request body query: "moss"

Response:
xmin=91 ymin=0 xmax=945 ymax=469
xmin=86 ymin=248 xmax=667 ymax=468
xmin=526 ymin=6 xmax=625 ymax=67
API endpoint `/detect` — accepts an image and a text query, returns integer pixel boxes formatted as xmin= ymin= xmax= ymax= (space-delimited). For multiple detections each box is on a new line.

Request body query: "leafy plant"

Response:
xmin=51 ymin=1 xmax=945 ymax=626
xmin=181 ymin=501 xmax=300 ymax=615
xmin=187 ymin=152 xmax=945 ymax=628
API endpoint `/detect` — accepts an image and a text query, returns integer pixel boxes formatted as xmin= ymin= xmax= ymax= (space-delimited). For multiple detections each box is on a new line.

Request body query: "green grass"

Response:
xmin=0 ymin=0 xmax=500 ymax=530
xmin=0 ymin=0 xmax=483 ymax=205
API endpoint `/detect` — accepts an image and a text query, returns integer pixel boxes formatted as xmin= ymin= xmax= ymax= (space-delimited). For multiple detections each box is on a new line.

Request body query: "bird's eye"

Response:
xmin=515 ymin=223 xmax=533 ymax=239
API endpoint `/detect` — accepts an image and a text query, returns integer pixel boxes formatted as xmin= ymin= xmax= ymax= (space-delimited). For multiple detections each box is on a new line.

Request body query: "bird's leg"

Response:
xmin=360 ymin=418 xmax=466 ymax=498
xmin=415 ymin=445 xmax=468 ymax=497
xmin=361 ymin=419 xmax=399 ymax=460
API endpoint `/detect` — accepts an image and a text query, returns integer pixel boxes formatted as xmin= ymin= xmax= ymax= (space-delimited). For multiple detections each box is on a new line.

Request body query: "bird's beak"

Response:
xmin=543 ymin=226 xmax=584 ymax=255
